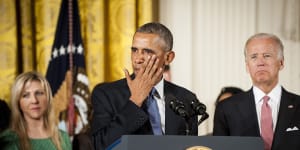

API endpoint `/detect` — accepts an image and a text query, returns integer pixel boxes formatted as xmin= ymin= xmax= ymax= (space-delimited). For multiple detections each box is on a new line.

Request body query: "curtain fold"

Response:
xmin=137 ymin=0 xmax=155 ymax=26
xmin=79 ymin=0 xmax=105 ymax=89
xmin=107 ymin=0 xmax=136 ymax=81
xmin=0 ymin=1 xmax=17 ymax=104
xmin=0 ymin=0 xmax=156 ymax=104
xmin=20 ymin=0 xmax=34 ymax=72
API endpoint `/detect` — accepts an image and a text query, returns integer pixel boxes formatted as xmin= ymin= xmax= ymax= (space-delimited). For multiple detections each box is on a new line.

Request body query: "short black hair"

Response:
xmin=136 ymin=22 xmax=173 ymax=51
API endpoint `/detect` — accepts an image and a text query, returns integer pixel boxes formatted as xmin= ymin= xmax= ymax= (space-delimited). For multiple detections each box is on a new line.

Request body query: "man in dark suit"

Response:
xmin=91 ymin=22 xmax=199 ymax=149
xmin=213 ymin=33 xmax=300 ymax=150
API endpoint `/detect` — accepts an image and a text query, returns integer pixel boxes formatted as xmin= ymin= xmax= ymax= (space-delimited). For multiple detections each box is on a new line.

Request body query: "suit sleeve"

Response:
xmin=213 ymin=102 xmax=230 ymax=135
xmin=91 ymin=85 xmax=148 ymax=149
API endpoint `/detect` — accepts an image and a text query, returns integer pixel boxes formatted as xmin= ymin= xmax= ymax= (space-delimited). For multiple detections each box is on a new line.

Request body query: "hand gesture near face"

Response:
xmin=124 ymin=55 xmax=163 ymax=107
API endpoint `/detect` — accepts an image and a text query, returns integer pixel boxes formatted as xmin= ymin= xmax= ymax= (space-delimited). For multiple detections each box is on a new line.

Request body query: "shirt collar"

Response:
xmin=253 ymin=84 xmax=282 ymax=104
xmin=154 ymin=78 xmax=164 ymax=99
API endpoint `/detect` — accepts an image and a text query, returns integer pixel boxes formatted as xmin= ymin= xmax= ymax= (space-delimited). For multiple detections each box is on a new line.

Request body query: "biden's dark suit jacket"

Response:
xmin=213 ymin=87 xmax=300 ymax=150
xmin=91 ymin=78 xmax=198 ymax=149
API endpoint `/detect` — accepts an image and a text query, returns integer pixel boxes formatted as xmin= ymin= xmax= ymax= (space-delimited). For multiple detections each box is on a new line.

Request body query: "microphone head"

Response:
xmin=191 ymin=99 xmax=206 ymax=115
xmin=169 ymin=99 xmax=188 ymax=118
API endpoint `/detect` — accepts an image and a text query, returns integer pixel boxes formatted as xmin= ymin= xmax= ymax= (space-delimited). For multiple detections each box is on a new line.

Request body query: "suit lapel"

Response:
xmin=272 ymin=88 xmax=298 ymax=149
xmin=237 ymin=89 xmax=260 ymax=136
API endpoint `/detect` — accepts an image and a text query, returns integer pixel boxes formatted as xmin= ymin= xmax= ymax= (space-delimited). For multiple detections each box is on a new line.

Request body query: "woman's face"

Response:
xmin=19 ymin=80 xmax=49 ymax=122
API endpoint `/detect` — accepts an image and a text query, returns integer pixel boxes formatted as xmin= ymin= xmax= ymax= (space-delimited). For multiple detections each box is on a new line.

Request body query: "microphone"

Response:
xmin=191 ymin=99 xmax=206 ymax=115
xmin=169 ymin=99 xmax=189 ymax=119
xmin=190 ymin=99 xmax=209 ymax=125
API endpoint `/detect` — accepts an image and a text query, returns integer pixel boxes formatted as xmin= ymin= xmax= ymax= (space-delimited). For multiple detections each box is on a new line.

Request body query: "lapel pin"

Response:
xmin=288 ymin=105 xmax=294 ymax=108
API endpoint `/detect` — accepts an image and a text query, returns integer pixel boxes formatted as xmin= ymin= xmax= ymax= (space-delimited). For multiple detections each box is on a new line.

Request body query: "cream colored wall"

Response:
xmin=159 ymin=0 xmax=300 ymax=135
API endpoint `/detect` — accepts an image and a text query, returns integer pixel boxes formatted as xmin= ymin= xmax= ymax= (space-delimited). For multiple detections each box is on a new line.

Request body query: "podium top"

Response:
xmin=107 ymin=135 xmax=264 ymax=150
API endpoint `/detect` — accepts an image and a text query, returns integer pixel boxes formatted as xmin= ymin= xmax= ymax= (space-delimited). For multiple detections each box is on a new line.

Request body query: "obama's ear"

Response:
xmin=165 ymin=51 xmax=175 ymax=65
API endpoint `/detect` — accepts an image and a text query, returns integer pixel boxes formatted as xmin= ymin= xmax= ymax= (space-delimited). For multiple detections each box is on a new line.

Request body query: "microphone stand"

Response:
xmin=184 ymin=117 xmax=190 ymax=136
xmin=190 ymin=99 xmax=209 ymax=126
xmin=169 ymin=99 xmax=191 ymax=135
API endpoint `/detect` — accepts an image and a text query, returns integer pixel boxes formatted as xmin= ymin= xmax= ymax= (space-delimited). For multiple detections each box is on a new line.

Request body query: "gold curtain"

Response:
xmin=0 ymin=0 xmax=158 ymax=104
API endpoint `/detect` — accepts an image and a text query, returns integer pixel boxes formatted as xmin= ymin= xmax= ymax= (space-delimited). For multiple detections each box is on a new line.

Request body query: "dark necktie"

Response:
xmin=261 ymin=96 xmax=273 ymax=150
xmin=147 ymin=88 xmax=162 ymax=135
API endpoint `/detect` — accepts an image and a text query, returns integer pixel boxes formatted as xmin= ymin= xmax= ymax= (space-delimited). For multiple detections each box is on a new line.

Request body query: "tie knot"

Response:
xmin=147 ymin=88 xmax=159 ymax=106
xmin=263 ymin=96 xmax=270 ymax=103
xmin=151 ymin=88 xmax=161 ymax=99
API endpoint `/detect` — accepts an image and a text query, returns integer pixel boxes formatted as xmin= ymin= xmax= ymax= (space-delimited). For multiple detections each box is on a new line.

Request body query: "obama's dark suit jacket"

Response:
xmin=91 ymin=78 xmax=198 ymax=150
xmin=213 ymin=87 xmax=300 ymax=150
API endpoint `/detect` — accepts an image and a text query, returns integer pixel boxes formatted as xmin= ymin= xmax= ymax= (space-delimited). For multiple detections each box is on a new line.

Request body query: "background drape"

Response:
xmin=159 ymin=0 xmax=300 ymax=135
xmin=0 ymin=0 xmax=158 ymax=104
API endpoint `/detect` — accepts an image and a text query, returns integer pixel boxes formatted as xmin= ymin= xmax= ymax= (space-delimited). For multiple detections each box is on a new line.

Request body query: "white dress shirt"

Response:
xmin=254 ymin=84 xmax=281 ymax=133
xmin=153 ymin=79 xmax=165 ymax=134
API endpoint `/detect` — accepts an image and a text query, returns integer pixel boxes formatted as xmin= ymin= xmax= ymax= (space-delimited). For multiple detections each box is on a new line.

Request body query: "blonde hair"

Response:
xmin=10 ymin=71 xmax=63 ymax=150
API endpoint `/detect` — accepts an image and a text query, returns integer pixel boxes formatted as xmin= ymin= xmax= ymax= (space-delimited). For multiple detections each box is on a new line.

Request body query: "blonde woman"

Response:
xmin=0 ymin=71 xmax=71 ymax=150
